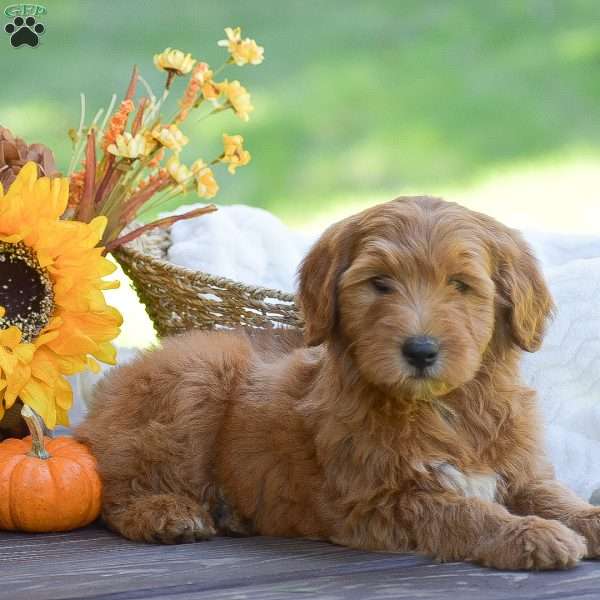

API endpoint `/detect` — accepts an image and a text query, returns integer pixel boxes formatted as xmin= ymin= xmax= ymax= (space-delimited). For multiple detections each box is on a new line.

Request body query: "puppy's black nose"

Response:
xmin=402 ymin=336 xmax=440 ymax=370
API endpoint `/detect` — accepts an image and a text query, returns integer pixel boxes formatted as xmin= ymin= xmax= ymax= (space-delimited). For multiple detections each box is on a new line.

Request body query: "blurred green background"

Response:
xmin=2 ymin=0 xmax=600 ymax=234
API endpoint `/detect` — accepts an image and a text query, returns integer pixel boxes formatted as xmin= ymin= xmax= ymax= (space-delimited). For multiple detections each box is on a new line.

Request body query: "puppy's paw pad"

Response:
xmin=510 ymin=517 xmax=587 ymax=570
xmin=151 ymin=513 xmax=216 ymax=544
xmin=112 ymin=494 xmax=216 ymax=544
xmin=479 ymin=516 xmax=586 ymax=570
xmin=568 ymin=508 xmax=600 ymax=557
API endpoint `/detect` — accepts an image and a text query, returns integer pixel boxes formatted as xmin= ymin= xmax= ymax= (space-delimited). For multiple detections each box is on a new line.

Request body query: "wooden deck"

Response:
xmin=2 ymin=524 xmax=600 ymax=600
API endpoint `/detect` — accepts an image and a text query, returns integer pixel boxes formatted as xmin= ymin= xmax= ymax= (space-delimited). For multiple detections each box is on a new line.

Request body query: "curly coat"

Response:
xmin=76 ymin=197 xmax=600 ymax=570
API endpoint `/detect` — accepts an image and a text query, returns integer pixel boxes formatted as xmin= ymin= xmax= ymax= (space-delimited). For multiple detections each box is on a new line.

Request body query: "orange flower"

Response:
xmin=135 ymin=168 xmax=168 ymax=192
xmin=101 ymin=99 xmax=135 ymax=151
xmin=192 ymin=62 xmax=213 ymax=85
xmin=187 ymin=62 xmax=219 ymax=101
xmin=177 ymin=63 xmax=210 ymax=122
xmin=68 ymin=170 xmax=85 ymax=208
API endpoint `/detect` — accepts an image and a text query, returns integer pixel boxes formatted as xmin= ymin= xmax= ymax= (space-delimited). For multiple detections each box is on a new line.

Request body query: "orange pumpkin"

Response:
xmin=0 ymin=405 xmax=102 ymax=532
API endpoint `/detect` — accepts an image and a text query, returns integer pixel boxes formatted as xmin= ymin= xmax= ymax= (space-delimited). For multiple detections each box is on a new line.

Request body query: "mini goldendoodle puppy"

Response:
xmin=76 ymin=197 xmax=600 ymax=570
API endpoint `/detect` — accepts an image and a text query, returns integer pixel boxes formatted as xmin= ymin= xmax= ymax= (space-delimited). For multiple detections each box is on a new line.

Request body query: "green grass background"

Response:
xmin=2 ymin=0 xmax=600 ymax=229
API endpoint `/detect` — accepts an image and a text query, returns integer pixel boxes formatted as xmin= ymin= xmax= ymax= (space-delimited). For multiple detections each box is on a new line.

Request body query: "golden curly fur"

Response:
xmin=76 ymin=197 xmax=600 ymax=569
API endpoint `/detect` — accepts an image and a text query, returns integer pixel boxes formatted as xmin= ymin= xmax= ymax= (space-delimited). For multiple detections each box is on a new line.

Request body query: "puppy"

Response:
xmin=76 ymin=197 xmax=600 ymax=570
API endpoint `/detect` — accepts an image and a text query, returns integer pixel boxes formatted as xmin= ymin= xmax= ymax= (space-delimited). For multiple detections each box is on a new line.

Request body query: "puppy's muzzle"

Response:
xmin=402 ymin=336 xmax=440 ymax=371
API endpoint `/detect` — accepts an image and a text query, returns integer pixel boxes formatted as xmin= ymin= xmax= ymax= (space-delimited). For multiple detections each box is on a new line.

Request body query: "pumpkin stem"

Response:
xmin=20 ymin=405 xmax=51 ymax=460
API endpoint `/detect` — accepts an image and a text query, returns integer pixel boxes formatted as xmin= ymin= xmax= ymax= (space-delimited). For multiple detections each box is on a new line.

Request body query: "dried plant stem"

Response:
xmin=67 ymin=93 xmax=87 ymax=174
xmin=77 ymin=93 xmax=86 ymax=136
xmin=134 ymin=170 xmax=200 ymax=219
xmin=137 ymin=74 xmax=158 ymax=128
xmin=134 ymin=187 xmax=183 ymax=219
xmin=121 ymin=174 xmax=171 ymax=223
xmin=131 ymin=97 xmax=148 ymax=135
xmin=212 ymin=61 xmax=229 ymax=77
xmin=115 ymin=155 xmax=154 ymax=196
xmin=197 ymin=106 xmax=227 ymax=123
xmin=76 ymin=130 xmax=97 ymax=223
xmin=124 ymin=65 xmax=139 ymax=101
xmin=104 ymin=205 xmax=217 ymax=253
xmin=165 ymin=71 xmax=176 ymax=90
xmin=94 ymin=156 xmax=123 ymax=207
xmin=146 ymin=86 xmax=170 ymax=124
xmin=98 ymin=94 xmax=117 ymax=139
xmin=68 ymin=105 xmax=104 ymax=176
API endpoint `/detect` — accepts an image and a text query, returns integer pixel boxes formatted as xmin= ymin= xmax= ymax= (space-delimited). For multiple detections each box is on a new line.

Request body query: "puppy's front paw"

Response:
xmin=106 ymin=493 xmax=217 ymax=544
xmin=567 ymin=508 xmax=600 ymax=558
xmin=476 ymin=516 xmax=586 ymax=570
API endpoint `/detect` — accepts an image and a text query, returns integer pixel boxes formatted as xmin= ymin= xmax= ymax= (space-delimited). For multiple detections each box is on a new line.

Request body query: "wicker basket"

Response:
xmin=113 ymin=226 xmax=304 ymax=338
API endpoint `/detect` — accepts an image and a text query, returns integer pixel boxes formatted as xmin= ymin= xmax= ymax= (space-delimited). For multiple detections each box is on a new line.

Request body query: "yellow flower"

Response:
xmin=0 ymin=163 xmax=122 ymax=428
xmin=218 ymin=27 xmax=264 ymax=66
xmin=191 ymin=160 xmax=219 ymax=199
xmin=165 ymin=155 xmax=192 ymax=187
xmin=191 ymin=62 xmax=213 ymax=85
xmin=151 ymin=124 xmax=189 ymax=152
xmin=190 ymin=63 xmax=221 ymax=101
xmin=153 ymin=47 xmax=196 ymax=76
xmin=219 ymin=26 xmax=242 ymax=47
xmin=107 ymin=132 xmax=155 ymax=159
xmin=216 ymin=80 xmax=254 ymax=122
xmin=220 ymin=134 xmax=251 ymax=174
xmin=202 ymin=80 xmax=221 ymax=101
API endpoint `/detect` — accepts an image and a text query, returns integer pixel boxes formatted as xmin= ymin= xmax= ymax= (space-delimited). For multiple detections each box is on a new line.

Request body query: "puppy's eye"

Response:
xmin=448 ymin=278 xmax=470 ymax=293
xmin=371 ymin=276 xmax=394 ymax=294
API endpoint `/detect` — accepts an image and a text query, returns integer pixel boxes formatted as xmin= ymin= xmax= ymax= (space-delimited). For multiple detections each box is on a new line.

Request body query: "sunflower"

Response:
xmin=0 ymin=163 xmax=122 ymax=428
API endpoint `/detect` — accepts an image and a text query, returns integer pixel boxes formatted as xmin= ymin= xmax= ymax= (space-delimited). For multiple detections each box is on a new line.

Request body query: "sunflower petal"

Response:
xmin=0 ymin=326 xmax=22 ymax=348
xmin=55 ymin=377 xmax=73 ymax=410
xmin=4 ymin=162 xmax=37 ymax=196
xmin=20 ymin=379 xmax=55 ymax=429
xmin=13 ymin=343 xmax=35 ymax=363
xmin=55 ymin=405 xmax=70 ymax=427
xmin=0 ymin=233 xmax=22 ymax=243
xmin=5 ymin=364 xmax=32 ymax=407
xmin=93 ymin=341 xmax=118 ymax=365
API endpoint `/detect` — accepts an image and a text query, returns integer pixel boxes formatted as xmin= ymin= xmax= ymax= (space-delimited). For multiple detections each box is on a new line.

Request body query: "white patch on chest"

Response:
xmin=431 ymin=462 xmax=498 ymax=502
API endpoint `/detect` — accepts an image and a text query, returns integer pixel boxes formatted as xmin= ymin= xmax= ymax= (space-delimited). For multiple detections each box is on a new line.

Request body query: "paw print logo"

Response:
xmin=5 ymin=15 xmax=45 ymax=47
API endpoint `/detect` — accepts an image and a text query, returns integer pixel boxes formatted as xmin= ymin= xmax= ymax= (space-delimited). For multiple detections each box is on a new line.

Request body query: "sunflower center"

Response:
xmin=0 ymin=241 xmax=54 ymax=342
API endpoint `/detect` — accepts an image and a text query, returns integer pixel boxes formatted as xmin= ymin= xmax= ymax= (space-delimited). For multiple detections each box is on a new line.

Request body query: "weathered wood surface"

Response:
xmin=1 ymin=524 xmax=600 ymax=600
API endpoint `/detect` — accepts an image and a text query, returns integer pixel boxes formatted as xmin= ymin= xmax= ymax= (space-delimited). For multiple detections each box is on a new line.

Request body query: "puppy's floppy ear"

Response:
xmin=491 ymin=226 xmax=554 ymax=352
xmin=297 ymin=217 xmax=355 ymax=346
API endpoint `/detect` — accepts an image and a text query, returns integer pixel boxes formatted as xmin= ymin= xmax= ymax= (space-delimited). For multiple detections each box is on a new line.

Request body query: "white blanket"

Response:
xmin=72 ymin=206 xmax=600 ymax=502
xmin=521 ymin=234 xmax=600 ymax=501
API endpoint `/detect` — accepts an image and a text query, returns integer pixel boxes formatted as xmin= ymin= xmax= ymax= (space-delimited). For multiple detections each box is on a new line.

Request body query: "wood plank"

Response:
xmin=147 ymin=565 xmax=600 ymax=600
xmin=1 ymin=524 xmax=600 ymax=600
xmin=0 ymin=525 xmax=428 ymax=600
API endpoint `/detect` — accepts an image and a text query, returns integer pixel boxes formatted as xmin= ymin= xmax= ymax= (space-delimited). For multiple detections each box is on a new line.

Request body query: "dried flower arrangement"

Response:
xmin=0 ymin=27 xmax=264 ymax=431
xmin=67 ymin=26 xmax=264 ymax=252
